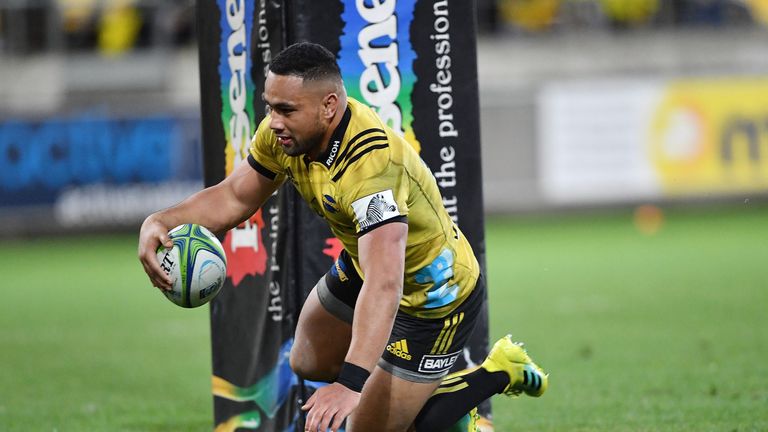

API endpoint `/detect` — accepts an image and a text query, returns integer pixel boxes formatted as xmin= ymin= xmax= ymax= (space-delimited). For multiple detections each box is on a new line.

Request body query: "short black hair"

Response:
xmin=269 ymin=42 xmax=341 ymax=82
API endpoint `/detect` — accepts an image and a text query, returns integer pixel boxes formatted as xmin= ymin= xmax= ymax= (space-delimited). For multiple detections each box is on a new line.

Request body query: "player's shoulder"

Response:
xmin=331 ymin=99 xmax=396 ymax=183
xmin=346 ymin=98 xmax=389 ymax=142
xmin=345 ymin=98 xmax=414 ymax=162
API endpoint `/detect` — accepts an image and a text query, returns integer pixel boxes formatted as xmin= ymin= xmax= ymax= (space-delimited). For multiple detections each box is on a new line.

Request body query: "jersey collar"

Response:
xmin=315 ymin=106 xmax=352 ymax=168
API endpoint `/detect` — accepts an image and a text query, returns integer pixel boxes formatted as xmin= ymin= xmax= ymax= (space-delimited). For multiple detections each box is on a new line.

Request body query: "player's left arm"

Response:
xmin=348 ymin=219 xmax=407 ymax=368
xmin=302 ymin=221 xmax=407 ymax=432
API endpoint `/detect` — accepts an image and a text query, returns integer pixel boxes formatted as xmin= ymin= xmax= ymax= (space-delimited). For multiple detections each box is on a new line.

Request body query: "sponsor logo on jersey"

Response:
xmin=418 ymin=351 xmax=460 ymax=374
xmin=386 ymin=339 xmax=412 ymax=361
xmin=325 ymin=140 xmax=341 ymax=166
xmin=322 ymin=194 xmax=339 ymax=213
xmin=351 ymin=189 xmax=400 ymax=230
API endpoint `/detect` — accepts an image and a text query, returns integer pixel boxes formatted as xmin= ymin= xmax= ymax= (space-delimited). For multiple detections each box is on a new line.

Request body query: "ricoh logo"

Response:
xmin=224 ymin=0 xmax=252 ymax=164
xmin=326 ymin=140 xmax=341 ymax=166
xmin=356 ymin=0 xmax=403 ymax=134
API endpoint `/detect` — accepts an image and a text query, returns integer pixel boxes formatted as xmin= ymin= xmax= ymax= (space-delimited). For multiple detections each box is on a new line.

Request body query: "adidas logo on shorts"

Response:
xmin=386 ymin=339 xmax=412 ymax=361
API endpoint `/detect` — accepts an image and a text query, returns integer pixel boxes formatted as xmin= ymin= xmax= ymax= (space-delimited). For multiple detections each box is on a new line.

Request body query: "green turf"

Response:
xmin=0 ymin=204 xmax=766 ymax=431
xmin=0 ymin=235 xmax=213 ymax=431
xmin=486 ymin=204 xmax=768 ymax=431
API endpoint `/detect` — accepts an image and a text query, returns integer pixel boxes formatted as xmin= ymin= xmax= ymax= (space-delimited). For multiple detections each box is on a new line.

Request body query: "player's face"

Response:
xmin=264 ymin=72 xmax=328 ymax=158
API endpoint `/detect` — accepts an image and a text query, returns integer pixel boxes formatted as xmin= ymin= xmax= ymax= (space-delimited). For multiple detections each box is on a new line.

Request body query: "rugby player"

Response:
xmin=138 ymin=42 xmax=547 ymax=432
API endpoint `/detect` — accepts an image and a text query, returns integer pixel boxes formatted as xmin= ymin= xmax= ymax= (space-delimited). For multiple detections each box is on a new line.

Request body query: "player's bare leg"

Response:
xmin=290 ymin=286 xmax=352 ymax=381
xmin=346 ymin=366 xmax=440 ymax=432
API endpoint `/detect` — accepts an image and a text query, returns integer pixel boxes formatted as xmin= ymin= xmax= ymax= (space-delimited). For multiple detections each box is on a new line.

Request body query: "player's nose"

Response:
xmin=269 ymin=114 xmax=284 ymax=132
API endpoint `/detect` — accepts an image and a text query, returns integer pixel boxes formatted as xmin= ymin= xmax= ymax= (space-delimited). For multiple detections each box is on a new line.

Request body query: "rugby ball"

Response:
xmin=156 ymin=224 xmax=227 ymax=308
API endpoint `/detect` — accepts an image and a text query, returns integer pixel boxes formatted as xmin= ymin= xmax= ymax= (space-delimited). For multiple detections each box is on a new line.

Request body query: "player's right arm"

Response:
xmin=138 ymin=161 xmax=280 ymax=289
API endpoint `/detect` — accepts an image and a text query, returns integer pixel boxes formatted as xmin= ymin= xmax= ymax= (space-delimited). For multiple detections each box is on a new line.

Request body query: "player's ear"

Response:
xmin=323 ymin=93 xmax=339 ymax=119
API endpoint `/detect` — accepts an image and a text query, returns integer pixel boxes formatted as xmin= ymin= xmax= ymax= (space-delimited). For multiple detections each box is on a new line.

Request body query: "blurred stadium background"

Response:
xmin=1 ymin=0 xmax=768 ymax=431
xmin=3 ymin=0 xmax=768 ymax=233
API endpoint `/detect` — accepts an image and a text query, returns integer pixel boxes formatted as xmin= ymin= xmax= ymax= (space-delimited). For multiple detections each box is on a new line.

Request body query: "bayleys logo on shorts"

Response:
xmin=386 ymin=339 xmax=412 ymax=361
xmin=418 ymin=351 xmax=460 ymax=374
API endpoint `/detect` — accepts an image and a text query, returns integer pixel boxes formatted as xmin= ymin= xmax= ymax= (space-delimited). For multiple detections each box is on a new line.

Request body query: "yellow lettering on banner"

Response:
xmin=650 ymin=79 xmax=768 ymax=195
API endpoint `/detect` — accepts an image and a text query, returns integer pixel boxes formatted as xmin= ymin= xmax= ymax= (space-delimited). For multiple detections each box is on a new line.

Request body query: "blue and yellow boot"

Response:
xmin=481 ymin=335 xmax=548 ymax=397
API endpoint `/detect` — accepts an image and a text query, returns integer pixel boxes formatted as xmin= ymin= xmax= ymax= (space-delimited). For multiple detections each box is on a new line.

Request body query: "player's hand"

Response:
xmin=301 ymin=382 xmax=360 ymax=432
xmin=137 ymin=215 xmax=174 ymax=290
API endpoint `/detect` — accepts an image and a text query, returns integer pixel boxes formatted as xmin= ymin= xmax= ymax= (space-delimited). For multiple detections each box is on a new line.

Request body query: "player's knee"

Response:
xmin=289 ymin=346 xmax=340 ymax=382
xmin=288 ymin=345 xmax=311 ymax=377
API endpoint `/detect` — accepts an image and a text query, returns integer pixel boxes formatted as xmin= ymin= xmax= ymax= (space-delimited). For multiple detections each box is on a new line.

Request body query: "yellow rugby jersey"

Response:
xmin=248 ymin=97 xmax=479 ymax=319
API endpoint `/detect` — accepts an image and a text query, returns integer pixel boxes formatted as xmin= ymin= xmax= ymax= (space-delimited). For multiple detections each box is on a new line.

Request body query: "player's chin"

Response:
xmin=281 ymin=145 xmax=302 ymax=157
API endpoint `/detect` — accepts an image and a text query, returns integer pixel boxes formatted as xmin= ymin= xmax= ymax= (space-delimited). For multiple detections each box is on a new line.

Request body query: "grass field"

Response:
xmin=1 ymin=203 xmax=767 ymax=431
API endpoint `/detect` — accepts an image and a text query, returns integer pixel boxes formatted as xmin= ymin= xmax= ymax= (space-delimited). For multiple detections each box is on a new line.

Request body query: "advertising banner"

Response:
xmin=0 ymin=113 xmax=202 ymax=234
xmin=200 ymin=0 xmax=489 ymax=429
xmin=539 ymin=78 xmax=768 ymax=203
xmin=197 ymin=0 xmax=301 ymax=430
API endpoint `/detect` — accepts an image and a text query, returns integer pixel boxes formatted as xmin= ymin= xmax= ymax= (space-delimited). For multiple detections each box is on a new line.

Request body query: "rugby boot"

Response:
xmin=481 ymin=335 xmax=548 ymax=397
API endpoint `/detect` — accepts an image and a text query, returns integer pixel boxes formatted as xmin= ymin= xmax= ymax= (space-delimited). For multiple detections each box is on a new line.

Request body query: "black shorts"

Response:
xmin=316 ymin=250 xmax=485 ymax=383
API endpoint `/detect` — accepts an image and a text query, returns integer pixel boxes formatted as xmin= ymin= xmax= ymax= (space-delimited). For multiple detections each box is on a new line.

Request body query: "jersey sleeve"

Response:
xmin=340 ymin=161 xmax=410 ymax=235
xmin=247 ymin=116 xmax=286 ymax=183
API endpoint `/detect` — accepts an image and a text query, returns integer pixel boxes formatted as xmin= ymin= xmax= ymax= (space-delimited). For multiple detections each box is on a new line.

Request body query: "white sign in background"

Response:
xmin=538 ymin=80 xmax=665 ymax=204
